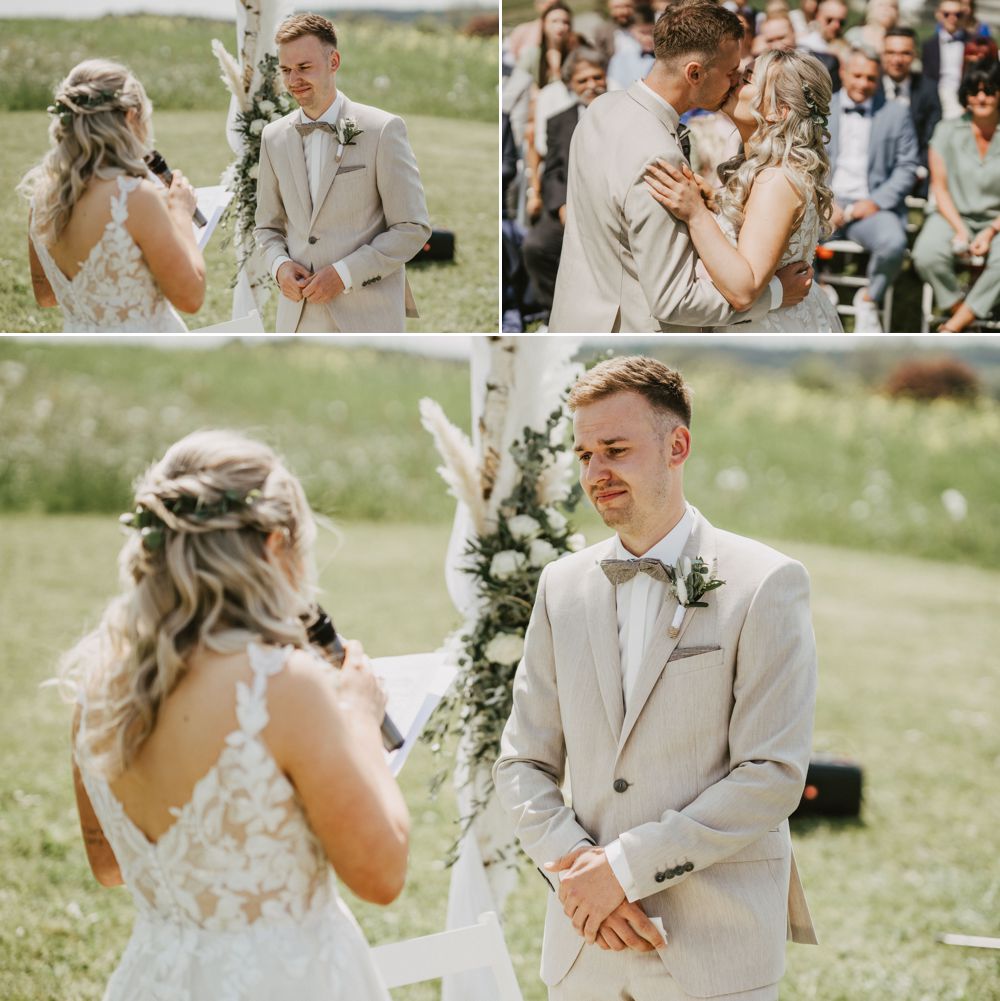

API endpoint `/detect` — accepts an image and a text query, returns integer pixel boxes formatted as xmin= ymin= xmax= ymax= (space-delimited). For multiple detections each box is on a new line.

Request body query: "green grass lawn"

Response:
xmin=2 ymin=340 xmax=998 ymax=569
xmin=1 ymin=515 xmax=997 ymax=1000
xmin=0 ymin=109 xmax=497 ymax=333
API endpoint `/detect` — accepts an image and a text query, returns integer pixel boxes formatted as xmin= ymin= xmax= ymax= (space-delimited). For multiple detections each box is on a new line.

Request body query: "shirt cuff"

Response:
xmin=271 ymin=255 xmax=292 ymax=281
xmin=332 ymin=259 xmax=353 ymax=295
xmin=768 ymin=275 xmax=783 ymax=311
xmin=604 ymin=838 xmax=638 ymax=902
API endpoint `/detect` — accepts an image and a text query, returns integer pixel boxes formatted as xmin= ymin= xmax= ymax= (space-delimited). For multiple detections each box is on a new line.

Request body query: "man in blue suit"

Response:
xmin=827 ymin=45 xmax=919 ymax=332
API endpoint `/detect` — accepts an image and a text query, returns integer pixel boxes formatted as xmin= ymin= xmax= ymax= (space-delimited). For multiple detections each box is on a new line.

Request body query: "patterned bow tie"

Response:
xmin=676 ymin=123 xmax=691 ymax=161
xmin=600 ymin=557 xmax=671 ymax=585
xmin=295 ymin=121 xmax=337 ymax=137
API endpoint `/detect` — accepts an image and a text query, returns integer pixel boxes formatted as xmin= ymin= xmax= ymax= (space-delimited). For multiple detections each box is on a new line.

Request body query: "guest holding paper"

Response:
xmin=60 ymin=430 xmax=406 ymax=1000
xmin=20 ymin=60 xmax=205 ymax=331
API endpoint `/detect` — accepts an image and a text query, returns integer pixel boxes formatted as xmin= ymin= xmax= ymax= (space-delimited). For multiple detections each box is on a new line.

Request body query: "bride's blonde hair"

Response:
xmin=62 ymin=430 xmax=317 ymax=780
xmin=717 ymin=49 xmax=834 ymax=240
xmin=18 ymin=59 xmax=151 ymax=242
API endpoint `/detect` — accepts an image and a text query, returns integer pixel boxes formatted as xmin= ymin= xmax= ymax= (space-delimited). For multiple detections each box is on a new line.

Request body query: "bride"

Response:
xmin=60 ymin=430 xmax=406 ymax=999
xmin=19 ymin=60 xmax=205 ymax=332
xmin=645 ymin=49 xmax=843 ymax=333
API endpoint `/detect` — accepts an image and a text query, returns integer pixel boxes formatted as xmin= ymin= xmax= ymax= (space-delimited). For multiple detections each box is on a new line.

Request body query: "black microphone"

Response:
xmin=304 ymin=606 xmax=405 ymax=752
xmin=144 ymin=149 xmax=207 ymax=227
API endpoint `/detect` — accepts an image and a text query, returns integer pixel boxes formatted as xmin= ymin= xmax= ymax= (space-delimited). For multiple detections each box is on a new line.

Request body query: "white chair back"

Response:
xmin=370 ymin=911 xmax=523 ymax=1001
xmin=191 ymin=309 xmax=265 ymax=333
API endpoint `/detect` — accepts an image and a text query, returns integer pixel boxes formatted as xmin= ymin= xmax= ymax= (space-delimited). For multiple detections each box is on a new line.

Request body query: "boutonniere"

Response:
xmin=334 ymin=116 xmax=364 ymax=162
xmin=666 ymin=556 xmax=725 ymax=637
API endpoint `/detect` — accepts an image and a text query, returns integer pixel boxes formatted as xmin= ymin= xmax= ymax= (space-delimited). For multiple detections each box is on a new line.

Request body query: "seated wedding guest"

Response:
xmin=964 ymin=33 xmax=999 ymax=73
xmin=798 ymin=1 xmax=846 ymax=90
xmin=757 ymin=13 xmax=798 ymax=52
xmin=523 ymin=49 xmax=607 ymax=313
xmin=507 ymin=0 xmax=558 ymax=66
xmin=591 ymin=0 xmax=637 ymax=64
xmin=880 ymin=26 xmax=943 ymax=194
xmin=913 ymin=59 xmax=1000 ymax=331
xmin=827 ymin=45 xmax=919 ymax=332
xmin=19 ymin=60 xmax=204 ymax=332
xmin=923 ymin=0 xmax=970 ymax=119
xmin=845 ymin=0 xmax=898 ymax=54
xmin=960 ymin=0 xmax=993 ymax=40
xmin=607 ymin=5 xmax=656 ymax=88
xmin=60 ymin=430 xmax=408 ymax=999
xmin=733 ymin=5 xmax=757 ymax=59
xmin=789 ymin=0 xmax=818 ymax=42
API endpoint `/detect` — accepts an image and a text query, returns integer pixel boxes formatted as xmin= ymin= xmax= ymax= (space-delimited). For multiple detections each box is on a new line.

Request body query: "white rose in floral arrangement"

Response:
xmin=249 ymin=119 xmax=266 ymax=135
xmin=248 ymin=163 xmax=259 ymax=179
xmin=528 ymin=538 xmax=559 ymax=567
xmin=484 ymin=632 xmax=525 ymax=666
xmin=543 ymin=508 xmax=567 ymax=533
xmin=506 ymin=514 xmax=541 ymax=541
xmin=490 ymin=550 xmax=527 ymax=580
xmin=566 ymin=533 xmax=586 ymax=552
xmin=258 ymin=99 xmax=275 ymax=114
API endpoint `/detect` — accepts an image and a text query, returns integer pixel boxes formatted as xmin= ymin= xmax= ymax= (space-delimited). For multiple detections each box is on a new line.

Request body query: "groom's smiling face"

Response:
xmin=279 ymin=34 xmax=341 ymax=119
xmin=573 ymin=391 xmax=690 ymax=554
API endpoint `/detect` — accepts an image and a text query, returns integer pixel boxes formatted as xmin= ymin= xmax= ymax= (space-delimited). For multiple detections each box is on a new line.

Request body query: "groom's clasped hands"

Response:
xmin=545 ymin=845 xmax=666 ymax=954
xmin=276 ymin=260 xmax=345 ymax=304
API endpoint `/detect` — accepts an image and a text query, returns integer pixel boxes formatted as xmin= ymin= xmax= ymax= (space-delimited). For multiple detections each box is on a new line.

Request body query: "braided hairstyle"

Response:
xmin=18 ymin=59 xmax=151 ymax=241
xmin=62 ymin=430 xmax=318 ymax=779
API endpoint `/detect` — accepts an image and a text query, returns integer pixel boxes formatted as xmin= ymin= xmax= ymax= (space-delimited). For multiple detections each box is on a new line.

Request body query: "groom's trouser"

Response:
xmin=548 ymin=946 xmax=779 ymax=1001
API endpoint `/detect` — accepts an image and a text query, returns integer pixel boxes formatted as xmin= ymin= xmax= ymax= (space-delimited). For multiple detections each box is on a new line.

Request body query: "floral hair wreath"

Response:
xmin=801 ymin=84 xmax=828 ymax=129
xmin=47 ymin=88 xmax=123 ymax=128
xmin=120 ymin=488 xmax=263 ymax=552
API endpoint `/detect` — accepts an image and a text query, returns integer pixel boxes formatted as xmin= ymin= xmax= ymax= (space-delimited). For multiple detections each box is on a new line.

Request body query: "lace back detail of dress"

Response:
xmin=78 ymin=643 xmax=331 ymax=932
xmin=778 ymin=193 xmax=821 ymax=268
xmin=31 ymin=173 xmax=186 ymax=332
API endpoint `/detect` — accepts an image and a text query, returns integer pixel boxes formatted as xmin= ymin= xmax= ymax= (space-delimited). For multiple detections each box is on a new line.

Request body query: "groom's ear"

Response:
xmin=668 ymin=425 xmax=692 ymax=467
xmin=328 ymin=48 xmax=341 ymax=74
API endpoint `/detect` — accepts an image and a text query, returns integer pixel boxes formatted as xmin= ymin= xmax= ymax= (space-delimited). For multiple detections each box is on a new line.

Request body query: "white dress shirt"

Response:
xmin=883 ymin=74 xmax=912 ymax=106
xmin=603 ymin=505 xmax=695 ymax=899
xmin=937 ymin=30 xmax=967 ymax=120
xmin=831 ymin=97 xmax=873 ymax=203
xmin=637 ymin=82 xmax=785 ymax=312
xmin=270 ymin=91 xmax=353 ymax=292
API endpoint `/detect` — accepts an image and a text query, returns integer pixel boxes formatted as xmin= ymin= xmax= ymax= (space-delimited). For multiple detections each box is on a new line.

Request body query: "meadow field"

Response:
xmin=0 ymin=16 xmax=499 ymax=333
xmin=1 ymin=340 xmax=998 ymax=1000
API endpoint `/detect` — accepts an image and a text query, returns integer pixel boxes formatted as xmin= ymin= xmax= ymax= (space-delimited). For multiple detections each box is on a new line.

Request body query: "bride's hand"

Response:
xmin=336 ymin=639 xmax=387 ymax=725
xmin=166 ymin=169 xmax=198 ymax=219
xmin=644 ymin=160 xmax=706 ymax=222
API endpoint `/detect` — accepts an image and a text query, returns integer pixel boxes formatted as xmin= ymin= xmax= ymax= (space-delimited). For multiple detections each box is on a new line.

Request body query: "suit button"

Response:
xmin=308 ymin=236 xmax=317 ymax=244
xmin=665 ymin=870 xmax=675 ymax=879
xmin=613 ymin=779 xmax=629 ymax=793
xmin=684 ymin=862 xmax=694 ymax=872
xmin=655 ymin=871 xmax=666 ymax=883
xmin=673 ymin=866 xmax=685 ymax=877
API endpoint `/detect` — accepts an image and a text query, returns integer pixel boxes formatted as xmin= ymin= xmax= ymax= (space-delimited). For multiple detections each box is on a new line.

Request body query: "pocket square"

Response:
xmin=668 ymin=645 xmax=722 ymax=661
xmin=337 ymin=164 xmax=366 ymax=174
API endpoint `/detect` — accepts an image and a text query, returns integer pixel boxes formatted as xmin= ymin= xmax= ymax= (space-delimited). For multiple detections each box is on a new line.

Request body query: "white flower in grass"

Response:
xmin=543 ymin=507 xmax=567 ymax=533
xmin=507 ymin=514 xmax=541 ymax=540
xmin=249 ymin=119 xmax=266 ymax=135
xmin=484 ymin=633 xmax=524 ymax=666
xmin=490 ymin=550 xmax=527 ymax=580
xmin=529 ymin=538 xmax=559 ymax=567
xmin=941 ymin=489 xmax=967 ymax=521
xmin=566 ymin=533 xmax=586 ymax=552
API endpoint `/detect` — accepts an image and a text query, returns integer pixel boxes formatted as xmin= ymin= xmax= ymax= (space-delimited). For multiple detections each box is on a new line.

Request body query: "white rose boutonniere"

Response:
xmin=334 ymin=116 xmax=364 ymax=162
xmin=666 ymin=556 xmax=725 ymax=637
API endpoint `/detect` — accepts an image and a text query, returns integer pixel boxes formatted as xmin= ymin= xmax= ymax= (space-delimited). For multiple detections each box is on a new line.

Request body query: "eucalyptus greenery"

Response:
xmin=423 ymin=404 xmax=584 ymax=862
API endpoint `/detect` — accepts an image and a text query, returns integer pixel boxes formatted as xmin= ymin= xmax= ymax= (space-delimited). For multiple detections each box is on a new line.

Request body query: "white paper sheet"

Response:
xmin=193 ymin=185 xmax=233 ymax=250
xmin=371 ymin=650 xmax=458 ymax=776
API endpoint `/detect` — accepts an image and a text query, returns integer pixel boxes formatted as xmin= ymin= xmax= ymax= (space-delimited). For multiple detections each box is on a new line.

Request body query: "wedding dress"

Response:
xmin=30 ymin=173 xmax=187 ymax=333
xmin=715 ymin=183 xmax=843 ymax=333
xmin=75 ymin=643 xmax=390 ymax=1001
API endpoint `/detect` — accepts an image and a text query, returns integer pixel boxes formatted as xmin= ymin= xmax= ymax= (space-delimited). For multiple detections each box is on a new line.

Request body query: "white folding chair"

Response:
xmin=191 ymin=309 xmax=265 ymax=333
xmin=816 ymin=239 xmax=895 ymax=332
xmin=370 ymin=911 xmax=524 ymax=1001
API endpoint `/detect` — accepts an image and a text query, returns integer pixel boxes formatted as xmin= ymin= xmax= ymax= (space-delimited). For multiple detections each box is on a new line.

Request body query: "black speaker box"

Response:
xmin=415 ymin=228 xmax=455 ymax=262
xmin=792 ymin=756 xmax=863 ymax=818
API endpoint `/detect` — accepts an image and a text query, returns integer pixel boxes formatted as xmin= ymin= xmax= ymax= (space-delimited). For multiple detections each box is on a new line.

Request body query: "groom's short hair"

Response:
xmin=653 ymin=0 xmax=743 ymax=66
xmin=275 ymin=13 xmax=339 ymax=50
xmin=568 ymin=356 xmax=692 ymax=429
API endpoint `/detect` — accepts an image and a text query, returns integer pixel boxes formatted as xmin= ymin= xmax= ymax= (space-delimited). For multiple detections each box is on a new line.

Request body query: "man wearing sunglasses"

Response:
xmin=800 ymin=0 xmax=849 ymax=64
xmin=922 ymin=0 xmax=969 ymax=119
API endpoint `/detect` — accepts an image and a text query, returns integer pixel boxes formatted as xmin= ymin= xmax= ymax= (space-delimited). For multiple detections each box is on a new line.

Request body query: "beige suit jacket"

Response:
xmin=254 ymin=98 xmax=431 ymax=333
xmin=548 ymin=83 xmax=774 ymax=333
xmin=493 ymin=511 xmax=818 ymax=998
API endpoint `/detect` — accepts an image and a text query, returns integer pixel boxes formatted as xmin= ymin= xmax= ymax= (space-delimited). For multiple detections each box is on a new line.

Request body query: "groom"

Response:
xmin=548 ymin=0 xmax=812 ymax=332
xmin=494 ymin=355 xmax=818 ymax=1000
xmin=255 ymin=13 xmax=431 ymax=332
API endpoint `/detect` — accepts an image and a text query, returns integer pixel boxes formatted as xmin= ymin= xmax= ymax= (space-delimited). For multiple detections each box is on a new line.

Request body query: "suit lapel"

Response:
xmin=283 ymin=116 xmax=312 ymax=220
xmin=616 ymin=513 xmax=717 ymax=756
xmin=309 ymin=98 xmax=351 ymax=230
xmin=583 ymin=541 xmax=626 ymax=741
